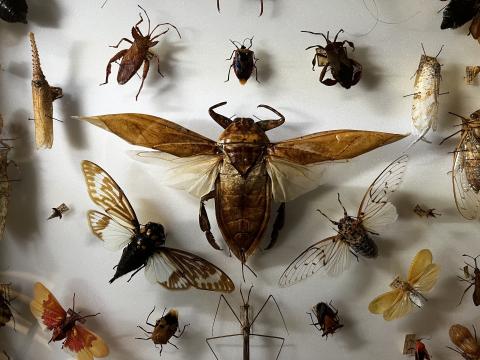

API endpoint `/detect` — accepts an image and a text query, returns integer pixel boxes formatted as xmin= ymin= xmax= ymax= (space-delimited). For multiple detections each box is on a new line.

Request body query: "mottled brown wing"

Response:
xmin=144 ymin=249 xmax=235 ymax=293
xmin=78 ymin=113 xmax=218 ymax=157
xmin=117 ymin=50 xmax=143 ymax=84
xmin=269 ymin=130 xmax=406 ymax=165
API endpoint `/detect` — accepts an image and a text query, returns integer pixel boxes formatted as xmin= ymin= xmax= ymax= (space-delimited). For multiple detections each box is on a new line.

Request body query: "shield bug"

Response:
xmin=441 ymin=0 xmax=480 ymax=42
xmin=307 ymin=301 xmax=343 ymax=338
xmin=206 ymin=285 xmax=288 ymax=360
xmin=0 ymin=0 xmax=27 ymax=23
xmin=29 ymin=32 xmax=63 ymax=150
xmin=369 ymin=249 xmax=440 ymax=321
xmin=225 ymin=37 xmax=259 ymax=85
xmin=216 ymin=0 xmax=264 ymax=16
xmin=0 ymin=283 xmax=13 ymax=328
xmin=100 ymin=5 xmax=181 ymax=101
xmin=136 ymin=307 xmax=188 ymax=356
xmin=47 ymin=203 xmax=70 ymax=220
xmin=440 ymin=110 xmax=480 ymax=220
xmin=81 ymin=160 xmax=234 ymax=292
xmin=78 ymin=103 xmax=405 ymax=278
xmin=302 ymin=29 xmax=362 ymax=89
xmin=30 ymin=282 xmax=109 ymax=359
xmin=457 ymin=254 xmax=480 ymax=306
xmin=448 ymin=324 xmax=480 ymax=359
xmin=414 ymin=204 xmax=441 ymax=218
xmin=279 ymin=155 xmax=408 ymax=286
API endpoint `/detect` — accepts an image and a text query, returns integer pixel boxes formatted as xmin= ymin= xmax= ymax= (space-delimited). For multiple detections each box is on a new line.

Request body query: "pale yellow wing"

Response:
xmin=407 ymin=249 xmax=433 ymax=283
xmin=411 ymin=263 xmax=440 ymax=293
xmin=368 ymin=289 xmax=402 ymax=314
xmin=383 ymin=291 xmax=413 ymax=321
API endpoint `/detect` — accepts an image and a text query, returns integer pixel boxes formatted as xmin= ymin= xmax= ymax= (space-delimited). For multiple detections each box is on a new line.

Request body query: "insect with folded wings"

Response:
xmin=278 ymin=155 xmax=408 ymax=287
xmin=79 ymin=102 xmax=405 ymax=278
xmin=448 ymin=324 xmax=480 ymax=359
xmin=217 ymin=0 xmax=264 ymax=16
xmin=414 ymin=339 xmax=431 ymax=360
xmin=369 ymin=249 xmax=440 ymax=321
xmin=81 ymin=160 xmax=234 ymax=292
xmin=225 ymin=37 xmax=259 ymax=85
xmin=307 ymin=301 xmax=343 ymax=338
xmin=440 ymin=110 xmax=480 ymax=220
xmin=440 ymin=0 xmax=480 ymax=43
xmin=457 ymin=254 xmax=480 ymax=306
xmin=30 ymin=282 xmax=109 ymax=360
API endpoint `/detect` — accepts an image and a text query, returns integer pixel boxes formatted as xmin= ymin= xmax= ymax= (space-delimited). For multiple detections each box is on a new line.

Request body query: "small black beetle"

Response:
xmin=225 ymin=37 xmax=259 ymax=85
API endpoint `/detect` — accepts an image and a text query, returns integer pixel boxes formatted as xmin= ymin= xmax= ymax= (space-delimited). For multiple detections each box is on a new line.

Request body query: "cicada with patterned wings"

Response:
xmin=368 ymin=249 xmax=440 ymax=321
xmin=81 ymin=160 xmax=234 ymax=292
xmin=278 ymin=155 xmax=408 ymax=287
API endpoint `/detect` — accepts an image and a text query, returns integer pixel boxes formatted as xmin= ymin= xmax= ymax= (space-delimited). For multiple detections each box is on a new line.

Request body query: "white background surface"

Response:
xmin=0 ymin=0 xmax=479 ymax=359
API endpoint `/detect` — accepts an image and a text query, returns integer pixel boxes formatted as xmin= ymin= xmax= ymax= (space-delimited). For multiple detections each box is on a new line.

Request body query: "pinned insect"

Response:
xmin=82 ymin=160 xmax=234 ymax=292
xmin=440 ymin=110 xmax=480 ymax=220
xmin=411 ymin=338 xmax=432 ymax=360
xmin=136 ymin=307 xmax=188 ymax=355
xmin=47 ymin=203 xmax=70 ymax=220
xmin=279 ymin=155 xmax=408 ymax=287
xmin=0 ymin=0 xmax=28 ymax=23
xmin=216 ymin=0 xmax=264 ymax=16
xmin=440 ymin=0 xmax=480 ymax=43
xmin=30 ymin=282 xmax=109 ymax=359
xmin=206 ymin=285 xmax=288 ymax=360
xmin=100 ymin=5 xmax=181 ymax=101
xmin=448 ymin=324 xmax=480 ymax=359
xmin=78 ymin=103 xmax=405 ymax=278
xmin=225 ymin=37 xmax=258 ymax=84
xmin=29 ymin=32 xmax=63 ymax=150
xmin=307 ymin=301 xmax=343 ymax=338
xmin=0 ymin=283 xmax=13 ymax=328
xmin=368 ymin=249 xmax=440 ymax=321
xmin=414 ymin=205 xmax=441 ymax=218
xmin=466 ymin=66 xmax=480 ymax=84
xmin=302 ymin=29 xmax=362 ymax=89
xmin=0 ymin=115 xmax=15 ymax=240
xmin=457 ymin=254 xmax=480 ymax=306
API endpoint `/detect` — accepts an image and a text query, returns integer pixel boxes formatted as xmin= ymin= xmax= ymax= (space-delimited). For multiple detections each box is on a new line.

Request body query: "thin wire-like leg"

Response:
xmin=211 ymin=295 xmax=241 ymax=336
xmin=250 ymin=333 xmax=285 ymax=360
xmin=251 ymin=295 xmax=288 ymax=334
xmin=206 ymin=334 xmax=243 ymax=360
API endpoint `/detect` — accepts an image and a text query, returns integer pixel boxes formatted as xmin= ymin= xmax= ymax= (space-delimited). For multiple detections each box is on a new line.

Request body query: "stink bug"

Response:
xmin=307 ymin=301 xmax=343 ymax=338
xmin=225 ymin=37 xmax=259 ymax=85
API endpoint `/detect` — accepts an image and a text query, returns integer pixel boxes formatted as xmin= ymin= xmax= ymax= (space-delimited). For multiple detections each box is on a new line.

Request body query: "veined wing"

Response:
xmin=144 ymin=249 xmax=235 ymax=293
xmin=63 ymin=324 xmax=109 ymax=359
xmin=82 ymin=161 xmax=139 ymax=230
xmin=358 ymin=155 xmax=408 ymax=233
xmin=278 ymin=236 xmax=354 ymax=287
xmin=87 ymin=210 xmax=133 ymax=251
xmin=30 ymin=282 xmax=66 ymax=331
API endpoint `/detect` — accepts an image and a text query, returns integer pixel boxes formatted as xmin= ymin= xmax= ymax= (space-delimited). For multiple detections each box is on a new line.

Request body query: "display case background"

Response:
xmin=0 ymin=0 xmax=478 ymax=359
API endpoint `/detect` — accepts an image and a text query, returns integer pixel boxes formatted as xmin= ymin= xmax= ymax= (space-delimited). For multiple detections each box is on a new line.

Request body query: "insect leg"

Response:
xmin=259 ymin=0 xmax=264 ymax=16
xmin=109 ymin=38 xmax=133 ymax=48
xmin=225 ymin=49 xmax=236 ymax=61
xmin=206 ymin=334 xmax=243 ymax=360
xmin=319 ymin=64 xmax=337 ymax=86
xmin=307 ymin=312 xmax=322 ymax=331
xmin=136 ymin=325 xmax=153 ymax=335
xmin=199 ymin=190 xmax=222 ymax=250
xmin=211 ymin=295 xmax=241 ymax=336
xmin=225 ymin=64 xmax=234 ymax=82
xmin=135 ymin=59 xmax=150 ymax=101
xmin=167 ymin=341 xmax=179 ymax=349
xmin=342 ymin=40 xmax=355 ymax=50
xmin=217 ymin=0 xmax=221 ymax=12
xmin=265 ymin=203 xmax=285 ymax=250
xmin=100 ymin=49 xmax=128 ymax=86
xmin=149 ymin=52 xmax=164 ymax=77
xmin=173 ymin=323 xmax=190 ymax=338
xmin=250 ymin=334 xmax=285 ymax=360
xmin=458 ymin=283 xmax=474 ymax=305
xmin=145 ymin=306 xmax=156 ymax=327
xmin=127 ymin=264 xmax=146 ymax=282
xmin=251 ymin=295 xmax=288 ymax=334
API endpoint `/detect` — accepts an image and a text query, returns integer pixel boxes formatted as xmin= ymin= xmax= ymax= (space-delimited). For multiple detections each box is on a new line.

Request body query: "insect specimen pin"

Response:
xmin=0 ymin=0 xmax=28 ymax=23
xmin=448 ymin=324 xmax=480 ymax=359
xmin=302 ymin=29 xmax=362 ymax=88
xmin=136 ymin=307 xmax=189 ymax=356
xmin=308 ymin=301 xmax=343 ymax=338
xmin=100 ymin=5 xmax=181 ymax=101
xmin=29 ymin=32 xmax=63 ymax=150
xmin=225 ymin=37 xmax=259 ymax=84
xmin=47 ymin=203 xmax=70 ymax=220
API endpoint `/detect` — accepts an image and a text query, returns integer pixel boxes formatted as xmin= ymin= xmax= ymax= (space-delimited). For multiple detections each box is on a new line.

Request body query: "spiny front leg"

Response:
xmin=100 ymin=49 xmax=128 ymax=85
xmin=199 ymin=190 xmax=222 ymax=250
xmin=265 ymin=203 xmax=285 ymax=250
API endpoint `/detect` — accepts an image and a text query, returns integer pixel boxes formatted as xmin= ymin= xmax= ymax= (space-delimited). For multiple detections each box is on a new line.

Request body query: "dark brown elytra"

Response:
xmin=217 ymin=0 xmax=264 ymax=16
xmin=307 ymin=301 xmax=343 ymax=338
xmin=302 ymin=29 xmax=362 ymax=89
xmin=100 ymin=5 xmax=181 ymax=101
xmin=0 ymin=0 xmax=28 ymax=23
xmin=225 ymin=37 xmax=259 ymax=85
xmin=136 ymin=307 xmax=189 ymax=356
xmin=458 ymin=254 xmax=480 ymax=306
xmin=206 ymin=285 xmax=288 ymax=360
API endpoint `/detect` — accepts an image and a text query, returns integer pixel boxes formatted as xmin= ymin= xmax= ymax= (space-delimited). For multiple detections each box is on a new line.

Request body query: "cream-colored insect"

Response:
xmin=410 ymin=46 xmax=443 ymax=145
xmin=29 ymin=32 xmax=63 ymax=150
xmin=369 ymin=249 xmax=440 ymax=321
xmin=465 ymin=66 xmax=480 ymax=85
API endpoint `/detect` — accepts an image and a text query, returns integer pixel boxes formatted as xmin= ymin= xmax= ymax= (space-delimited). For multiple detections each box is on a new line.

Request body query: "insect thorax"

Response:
xmin=338 ymin=216 xmax=377 ymax=258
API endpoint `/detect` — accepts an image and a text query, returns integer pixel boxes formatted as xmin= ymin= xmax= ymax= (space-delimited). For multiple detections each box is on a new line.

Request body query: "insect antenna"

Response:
xmin=240 ymin=258 xmax=257 ymax=283
xmin=242 ymin=36 xmax=254 ymax=49
xmin=446 ymin=346 xmax=465 ymax=355
xmin=230 ymin=39 xmax=242 ymax=50
xmin=333 ymin=29 xmax=344 ymax=42
xmin=421 ymin=43 xmax=427 ymax=56
xmin=151 ymin=23 xmax=182 ymax=39
xmin=435 ymin=45 xmax=445 ymax=58
xmin=463 ymin=254 xmax=480 ymax=269
xmin=137 ymin=5 xmax=151 ymax=36
xmin=301 ymin=30 xmax=329 ymax=43
xmin=78 ymin=312 xmax=101 ymax=321
xmin=336 ymin=193 xmax=348 ymax=217
xmin=316 ymin=209 xmax=339 ymax=225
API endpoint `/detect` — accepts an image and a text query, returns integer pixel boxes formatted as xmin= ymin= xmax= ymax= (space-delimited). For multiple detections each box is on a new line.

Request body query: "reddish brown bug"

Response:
xmin=100 ymin=5 xmax=181 ymax=101
xmin=414 ymin=339 xmax=431 ymax=360
xmin=136 ymin=307 xmax=189 ymax=356
xmin=217 ymin=0 xmax=264 ymax=16
xmin=458 ymin=254 xmax=480 ymax=306
xmin=448 ymin=324 xmax=480 ymax=359
xmin=225 ymin=37 xmax=259 ymax=85
xmin=307 ymin=301 xmax=343 ymax=338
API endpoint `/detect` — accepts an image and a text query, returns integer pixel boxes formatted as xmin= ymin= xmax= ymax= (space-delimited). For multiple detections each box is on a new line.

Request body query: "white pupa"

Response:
xmin=410 ymin=46 xmax=443 ymax=145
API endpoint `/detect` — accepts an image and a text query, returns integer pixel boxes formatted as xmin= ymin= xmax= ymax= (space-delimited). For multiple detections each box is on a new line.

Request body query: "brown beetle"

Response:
xmin=225 ymin=37 xmax=259 ymax=84
xmin=458 ymin=254 xmax=480 ymax=306
xmin=302 ymin=29 xmax=362 ymax=89
xmin=136 ymin=307 xmax=188 ymax=356
xmin=100 ymin=5 xmax=181 ymax=101
xmin=448 ymin=324 xmax=480 ymax=359
xmin=307 ymin=301 xmax=343 ymax=338
xmin=217 ymin=0 xmax=264 ymax=16
xmin=79 ymin=103 xmax=405 ymax=277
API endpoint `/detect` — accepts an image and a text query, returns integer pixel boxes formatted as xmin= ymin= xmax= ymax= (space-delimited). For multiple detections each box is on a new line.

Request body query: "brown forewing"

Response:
xmin=449 ymin=324 xmax=480 ymax=357
xmin=117 ymin=45 xmax=145 ymax=84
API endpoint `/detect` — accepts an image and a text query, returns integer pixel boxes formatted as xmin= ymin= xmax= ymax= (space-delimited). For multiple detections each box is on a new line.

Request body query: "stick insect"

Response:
xmin=206 ymin=286 xmax=288 ymax=360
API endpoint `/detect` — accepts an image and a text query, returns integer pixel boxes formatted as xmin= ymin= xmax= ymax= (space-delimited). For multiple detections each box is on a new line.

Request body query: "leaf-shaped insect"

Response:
xmin=441 ymin=0 xmax=480 ymax=42
xmin=30 ymin=282 xmax=109 ymax=360
xmin=368 ymin=249 xmax=440 ymax=321
xmin=448 ymin=324 xmax=480 ymax=359
xmin=81 ymin=160 xmax=234 ymax=292
xmin=278 ymin=155 xmax=408 ymax=287
xmin=0 ymin=283 xmax=13 ymax=328
xmin=78 ymin=103 xmax=406 ymax=276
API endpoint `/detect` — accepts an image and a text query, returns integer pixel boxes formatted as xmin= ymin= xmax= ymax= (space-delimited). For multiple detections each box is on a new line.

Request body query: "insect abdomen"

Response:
xmin=464 ymin=136 xmax=480 ymax=192
xmin=350 ymin=235 xmax=378 ymax=258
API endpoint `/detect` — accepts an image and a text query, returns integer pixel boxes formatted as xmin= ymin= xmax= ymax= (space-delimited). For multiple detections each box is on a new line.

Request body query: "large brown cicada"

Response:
xmin=441 ymin=110 xmax=480 ymax=219
xmin=78 ymin=102 xmax=405 ymax=276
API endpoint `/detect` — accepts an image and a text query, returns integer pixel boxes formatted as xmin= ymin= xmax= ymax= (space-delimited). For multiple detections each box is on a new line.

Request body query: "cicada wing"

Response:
xmin=63 ymin=324 xmax=109 ymax=359
xmin=407 ymin=249 xmax=433 ymax=283
xmin=278 ymin=236 xmax=354 ymax=287
xmin=358 ymin=155 xmax=408 ymax=233
xmin=265 ymin=155 xmax=325 ymax=202
xmin=87 ymin=210 xmax=133 ymax=251
xmin=411 ymin=263 xmax=440 ymax=293
xmin=77 ymin=113 xmax=218 ymax=157
xmin=135 ymin=151 xmax=222 ymax=198
xmin=145 ymin=249 xmax=235 ymax=293
xmin=368 ymin=289 xmax=402 ymax=314
xmin=382 ymin=291 xmax=413 ymax=321
xmin=30 ymin=282 xmax=66 ymax=331
xmin=269 ymin=130 xmax=406 ymax=165
xmin=81 ymin=161 xmax=139 ymax=230
xmin=452 ymin=136 xmax=480 ymax=220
